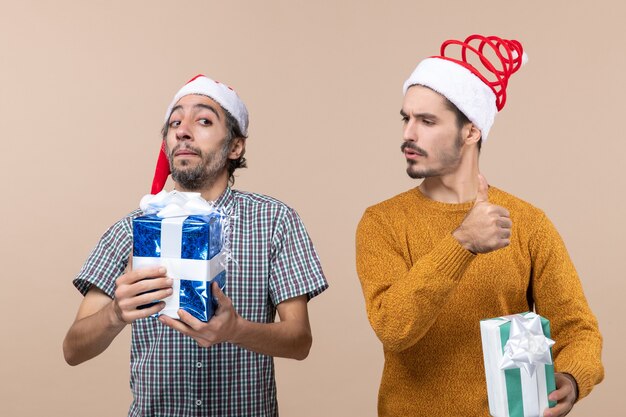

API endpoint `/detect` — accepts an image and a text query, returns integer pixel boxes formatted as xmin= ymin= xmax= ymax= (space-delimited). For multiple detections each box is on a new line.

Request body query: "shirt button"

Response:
xmin=196 ymin=362 xmax=203 ymax=368
xmin=195 ymin=400 xmax=202 ymax=406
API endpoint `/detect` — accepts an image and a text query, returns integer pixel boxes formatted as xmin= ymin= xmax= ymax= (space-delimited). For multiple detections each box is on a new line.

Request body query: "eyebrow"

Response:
xmin=400 ymin=110 xmax=438 ymax=120
xmin=170 ymin=103 xmax=221 ymax=120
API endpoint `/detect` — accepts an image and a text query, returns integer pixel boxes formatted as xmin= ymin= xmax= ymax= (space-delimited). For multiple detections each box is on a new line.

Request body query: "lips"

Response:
xmin=174 ymin=148 xmax=200 ymax=157
xmin=404 ymin=148 xmax=425 ymax=159
xmin=401 ymin=142 xmax=426 ymax=159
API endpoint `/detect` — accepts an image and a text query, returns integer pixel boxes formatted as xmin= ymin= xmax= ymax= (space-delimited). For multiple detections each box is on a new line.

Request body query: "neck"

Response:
xmin=419 ymin=150 xmax=480 ymax=204
xmin=174 ymin=171 xmax=229 ymax=202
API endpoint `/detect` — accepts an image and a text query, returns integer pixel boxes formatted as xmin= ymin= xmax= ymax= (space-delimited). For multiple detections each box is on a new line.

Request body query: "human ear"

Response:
xmin=228 ymin=137 xmax=246 ymax=160
xmin=464 ymin=124 xmax=482 ymax=145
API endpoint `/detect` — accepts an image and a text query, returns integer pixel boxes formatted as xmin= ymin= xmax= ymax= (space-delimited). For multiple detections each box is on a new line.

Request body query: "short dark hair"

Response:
xmin=221 ymin=110 xmax=248 ymax=186
xmin=161 ymin=106 xmax=248 ymax=186
xmin=440 ymin=95 xmax=482 ymax=151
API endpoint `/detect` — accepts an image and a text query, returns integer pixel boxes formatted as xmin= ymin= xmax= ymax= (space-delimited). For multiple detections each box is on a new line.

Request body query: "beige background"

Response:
xmin=0 ymin=1 xmax=623 ymax=415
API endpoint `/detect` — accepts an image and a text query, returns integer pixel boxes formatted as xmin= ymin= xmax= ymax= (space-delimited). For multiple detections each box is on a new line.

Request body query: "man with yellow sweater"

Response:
xmin=356 ymin=35 xmax=603 ymax=417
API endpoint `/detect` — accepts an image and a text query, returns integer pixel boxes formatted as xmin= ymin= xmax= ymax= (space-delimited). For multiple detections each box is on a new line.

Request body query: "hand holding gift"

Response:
xmin=544 ymin=373 xmax=577 ymax=417
xmin=113 ymin=266 xmax=173 ymax=324
xmin=132 ymin=190 xmax=229 ymax=322
xmin=159 ymin=282 xmax=240 ymax=348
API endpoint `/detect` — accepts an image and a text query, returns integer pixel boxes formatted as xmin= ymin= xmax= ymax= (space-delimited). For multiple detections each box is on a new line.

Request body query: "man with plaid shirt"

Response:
xmin=63 ymin=75 xmax=328 ymax=416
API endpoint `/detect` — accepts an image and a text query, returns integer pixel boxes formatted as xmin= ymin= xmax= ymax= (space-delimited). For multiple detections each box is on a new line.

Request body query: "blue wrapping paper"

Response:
xmin=132 ymin=212 xmax=226 ymax=322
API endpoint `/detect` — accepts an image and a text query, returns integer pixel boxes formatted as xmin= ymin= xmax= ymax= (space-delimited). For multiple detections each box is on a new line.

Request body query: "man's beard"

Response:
xmin=401 ymin=132 xmax=464 ymax=179
xmin=167 ymin=140 xmax=230 ymax=191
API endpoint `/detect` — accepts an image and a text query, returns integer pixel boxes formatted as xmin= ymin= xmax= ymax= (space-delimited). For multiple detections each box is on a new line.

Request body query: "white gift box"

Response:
xmin=480 ymin=312 xmax=557 ymax=417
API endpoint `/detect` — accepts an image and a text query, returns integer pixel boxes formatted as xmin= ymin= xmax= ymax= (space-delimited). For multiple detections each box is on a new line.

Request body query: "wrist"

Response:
xmin=452 ymin=228 xmax=476 ymax=254
xmin=107 ymin=302 xmax=127 ymax=329
xmin=229 ymin=314 xmax=246 ymax=346
xmin=562 ymin=373 xmax=579 ymax=402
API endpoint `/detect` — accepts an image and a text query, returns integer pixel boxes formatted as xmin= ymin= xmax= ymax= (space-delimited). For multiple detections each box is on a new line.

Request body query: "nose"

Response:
xmin=403 ymin=119 xmax=417 ymax=143
xmin=175 ymin=118 xmax=192 ymax=141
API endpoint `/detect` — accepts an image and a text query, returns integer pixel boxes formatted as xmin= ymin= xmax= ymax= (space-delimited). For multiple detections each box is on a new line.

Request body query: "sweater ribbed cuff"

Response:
xmin=556 ymin=359 xmax=597 ymax=401
xmin=429 ymin=234 xmax=476 ymax=281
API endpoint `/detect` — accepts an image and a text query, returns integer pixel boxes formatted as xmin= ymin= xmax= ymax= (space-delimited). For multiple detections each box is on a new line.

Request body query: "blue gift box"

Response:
xmin=132 ymin=213 xmax=226 ymax=322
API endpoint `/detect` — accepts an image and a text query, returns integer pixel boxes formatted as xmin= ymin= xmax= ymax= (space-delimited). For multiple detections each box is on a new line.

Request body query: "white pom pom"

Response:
xmin=511 ymin=50 xmax=529 ymax=66
xmin=521 ymin=51 xmax=529 ymax=66
xmin=511 ymin=51 xmax=528 ymax=66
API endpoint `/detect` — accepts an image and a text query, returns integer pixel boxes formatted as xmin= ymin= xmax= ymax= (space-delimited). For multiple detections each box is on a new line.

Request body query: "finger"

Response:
xmin=133 ymin=277 xmax=173 ymax=294
xmin=543 ymin=401 xmax=570 ymax=417
xmin=494 ymin=239 xmax=510 ymax=251
xmin=120 ymin=267 xmax=168 ymax=285
xmin=119 ymin=301 xmax=166 ymax=323
xmin=475 ymin=173 xmax=489 ymax=204
xmin=133 ymin=288 xmax=174 ymax=307
xmin=115 ymin=278 xmax=172 ymax=307
xmin=177 ymin=309 xmax=204 ymax=331
xmin=498 ymin=218 xmax=513 ymax=229
xmin=159 ymin=314 xmax=192 ymax=334
xmin=133 ymin=301 xmax=167 ymax=319
xmin=492 ymin=206 xmax=510 ymax=218
xmin=549 ymin=383 xmax=571 ymax=402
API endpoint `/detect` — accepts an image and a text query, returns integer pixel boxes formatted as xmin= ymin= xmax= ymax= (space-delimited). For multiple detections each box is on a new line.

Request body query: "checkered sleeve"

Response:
xmin=73 ymin=211 xmax=139 ymax=298
xmin=269 ymin=207 xmax=328 ymax=306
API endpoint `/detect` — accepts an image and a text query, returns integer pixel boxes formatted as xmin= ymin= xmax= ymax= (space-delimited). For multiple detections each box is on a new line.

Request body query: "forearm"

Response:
xmin=359 ymin=232 xmax=474 ymax=352
xmin=532 ymin=215 xmax=604 ymax=399
xmin=540 ymin=301 xmax=604 ymax=398
xmin=551 ymin=328 xmax=603 ymax=400
xmin=231 ymin=316 xmax=312 ymax=360
xmin=63 ymin=301 xmax=126 ymax=366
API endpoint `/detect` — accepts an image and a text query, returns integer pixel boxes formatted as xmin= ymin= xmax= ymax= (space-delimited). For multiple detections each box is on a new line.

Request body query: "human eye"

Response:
xmin=422 ymin=119 xmax=435 ymax=126
xmin=198 ymin=118 xmax=213 ymax=126
xmin=400 ymin=114 xmax=409 ymax=123
xmin=169 ymin=120 xmax=181 ymax=128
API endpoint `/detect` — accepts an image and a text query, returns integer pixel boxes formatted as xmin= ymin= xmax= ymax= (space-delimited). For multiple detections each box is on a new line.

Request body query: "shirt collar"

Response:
xmin=212 ymin=186 xmax=235 ymax=214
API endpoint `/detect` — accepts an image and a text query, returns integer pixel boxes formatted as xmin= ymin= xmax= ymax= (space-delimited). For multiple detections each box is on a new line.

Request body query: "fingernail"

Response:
xmin=159 ymin=267 xmax=166 ymax=274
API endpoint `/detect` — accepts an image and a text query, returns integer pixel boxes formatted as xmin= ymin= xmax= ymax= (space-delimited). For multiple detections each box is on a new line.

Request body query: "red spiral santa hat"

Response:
xmin=403 ymin=34 xmax=528 ymax=140
xmin=150 ymin=75 xmax=249 ymax=194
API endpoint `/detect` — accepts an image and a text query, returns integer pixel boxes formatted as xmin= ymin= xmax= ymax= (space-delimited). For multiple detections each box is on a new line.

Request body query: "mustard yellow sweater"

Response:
xmin=356 ymin=186 xmax=603 ymax=417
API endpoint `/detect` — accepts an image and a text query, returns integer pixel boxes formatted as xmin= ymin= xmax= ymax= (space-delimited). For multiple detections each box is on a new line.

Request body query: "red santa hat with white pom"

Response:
xmin=150 ymin=75 xmax=249 ymax=194
xmin=403 ymin=34 xmax=528 ymax=141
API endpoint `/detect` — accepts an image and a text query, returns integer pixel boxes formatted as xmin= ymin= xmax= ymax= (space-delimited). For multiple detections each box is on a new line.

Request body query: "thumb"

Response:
xmin=212 ymin=281 xmax=228 ymax=304
xmin=475 ymin=173 xmax=489 ymax=204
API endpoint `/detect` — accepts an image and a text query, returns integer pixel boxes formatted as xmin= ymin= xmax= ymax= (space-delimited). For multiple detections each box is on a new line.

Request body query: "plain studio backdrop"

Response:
xmin=1 ymin=1 xmax=623 ymax=416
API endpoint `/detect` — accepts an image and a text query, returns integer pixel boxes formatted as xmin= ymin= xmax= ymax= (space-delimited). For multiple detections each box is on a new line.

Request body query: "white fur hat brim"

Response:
xmin=403 ymin=58 xmax=496 ymax=140
xmin=165 ymin=75 xmax=249 ymax=137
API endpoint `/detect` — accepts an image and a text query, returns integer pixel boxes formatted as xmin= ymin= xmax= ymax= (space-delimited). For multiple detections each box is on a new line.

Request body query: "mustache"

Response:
xmin=400 ymin=142 xmax=428 ymax=157
xmin=168 ymin=143 xmax=202 ymax=158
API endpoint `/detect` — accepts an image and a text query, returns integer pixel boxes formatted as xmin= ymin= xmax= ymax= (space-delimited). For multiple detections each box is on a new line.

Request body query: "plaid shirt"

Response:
xmin=74 ymin=188 xmax=328 ymax=417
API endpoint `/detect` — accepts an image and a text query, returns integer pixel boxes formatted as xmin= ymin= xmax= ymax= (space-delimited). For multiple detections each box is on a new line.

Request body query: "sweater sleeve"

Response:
xmin=355 ymin=207 xmax=475 ymax=352
xmin=530 ymin=214 xmax=604 ymax=400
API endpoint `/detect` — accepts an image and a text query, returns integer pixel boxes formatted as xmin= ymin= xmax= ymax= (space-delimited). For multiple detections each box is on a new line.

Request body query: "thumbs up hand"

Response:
xmin=475 ymin=172 xmax=490 ymax=205
xmin=453 ymin=174 xmax=512 ymax=254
